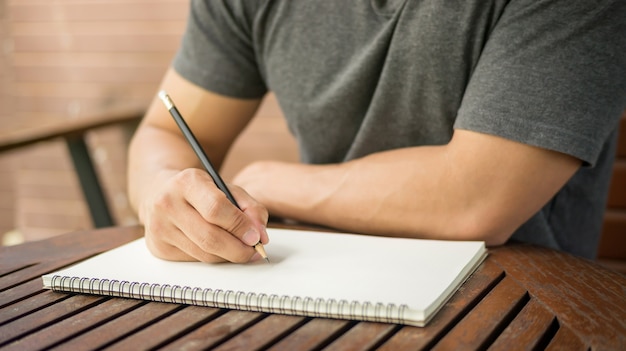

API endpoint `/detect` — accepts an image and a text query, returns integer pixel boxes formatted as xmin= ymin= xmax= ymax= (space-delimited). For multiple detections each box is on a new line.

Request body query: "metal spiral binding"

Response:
xmin=50 ymin=275 xmax=409 ymax=324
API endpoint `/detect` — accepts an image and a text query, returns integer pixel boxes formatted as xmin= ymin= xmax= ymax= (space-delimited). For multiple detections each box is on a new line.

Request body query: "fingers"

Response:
xmin=229 ymin=186 xmax=270 ymax=245
xmin=146 ymin=216 xmax=256 ymax=263
xmin=142 ymin=168 xmax=269 ymax=263
xmin=180 ymin=169 xmax=269 ymax=245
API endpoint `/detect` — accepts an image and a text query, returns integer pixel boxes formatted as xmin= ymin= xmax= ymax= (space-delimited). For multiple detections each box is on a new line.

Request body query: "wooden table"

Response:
xmin=1 ymin=225 xmax=625 ymax=350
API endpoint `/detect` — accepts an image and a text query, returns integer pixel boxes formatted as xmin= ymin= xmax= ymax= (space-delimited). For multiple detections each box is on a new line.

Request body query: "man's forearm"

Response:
xmin=236 ymin=146 xmax=484 ymax=241
xmin=235 ymin=130 xmax=580 ymax=245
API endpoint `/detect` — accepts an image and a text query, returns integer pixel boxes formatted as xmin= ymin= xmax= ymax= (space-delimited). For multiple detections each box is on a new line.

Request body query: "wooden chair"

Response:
xmin=0 ymin=105 xmax=144 ymax=229
xmin=0 ymin=0 xmax=188 ymax=239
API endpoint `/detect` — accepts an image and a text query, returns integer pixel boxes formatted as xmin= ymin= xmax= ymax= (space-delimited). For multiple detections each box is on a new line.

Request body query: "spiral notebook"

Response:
xmin=42 ymin=228 xmax=486 ymax=326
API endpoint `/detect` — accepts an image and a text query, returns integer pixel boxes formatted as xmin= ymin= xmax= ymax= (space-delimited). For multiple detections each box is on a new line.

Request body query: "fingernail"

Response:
xmin=261 ymin=226 xmax=269 ymax=244
xmin=242 ymin=228 xmax=259 ymax=246
xmin=249 ymin=252 xmax=262 ymax=262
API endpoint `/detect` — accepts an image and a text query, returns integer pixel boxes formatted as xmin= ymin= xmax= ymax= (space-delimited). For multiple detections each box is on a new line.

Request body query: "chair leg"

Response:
xmin=65 ymin=136 xmax=114 ymax=228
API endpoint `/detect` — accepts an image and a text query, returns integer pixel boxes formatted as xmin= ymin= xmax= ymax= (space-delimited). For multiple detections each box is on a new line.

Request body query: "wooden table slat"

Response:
xmin=488 ymin=299 xmax=557 ymax=351
xmin=268 ymin=318 xmax=353 ymax=351
xmin=0 ymin=260 xmax=79 ymax=292
xmin=212 ymin=314 xmax=308 ymax=351
xmin=0 ymin=279 xmax=46 ymax=309
xmin=378 ymin=260 xmax=504 ymax=350
xmin=0 ymin=262 xmax=36 ymax=278
xmin=51 ymin=301 xmax=184 ymax=351
xmin=0 ymin=294 xmax=105 ymax=346
xmin=0 ymin=226 xmax=143 ymax=269
xmin=2 ymin=298 xmax=144 ymax=351
xmin=432 ymin=275 xmax=528 ymax=350
xmin=0 ymin=289 xmax=71 ymax=325
xmin=100 ymin=305 xmax=222 ymax=350
xmin=0 ymin=228 xmax=143 ymax=292
xmin=159 ymin=310 xmax=265 ymax=350
xmin=323 ymin=322 xmax=399 ymax=351
xmin=545 ymin=324 xmax=589 ymax=350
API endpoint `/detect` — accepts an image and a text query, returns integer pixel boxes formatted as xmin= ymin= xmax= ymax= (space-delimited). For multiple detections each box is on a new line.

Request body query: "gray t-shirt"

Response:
xmin=173 ymin=0 xmax=626 ymax=259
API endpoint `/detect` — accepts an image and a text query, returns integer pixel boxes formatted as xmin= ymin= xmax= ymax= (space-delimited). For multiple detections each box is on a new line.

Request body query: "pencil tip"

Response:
xmin=254 ymin=242 xmax=270 ymax=263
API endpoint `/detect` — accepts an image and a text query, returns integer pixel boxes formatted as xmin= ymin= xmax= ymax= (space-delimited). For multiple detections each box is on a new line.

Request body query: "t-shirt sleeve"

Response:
xmin=172 ymin=0 xmax=267 ymax=99
xmin=454 ymin=0 xmax=626 ymax=166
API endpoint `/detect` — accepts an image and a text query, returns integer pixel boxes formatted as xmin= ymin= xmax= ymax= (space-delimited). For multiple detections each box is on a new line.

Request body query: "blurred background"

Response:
xmin=0 ymin=0 xmax=297 ymax=245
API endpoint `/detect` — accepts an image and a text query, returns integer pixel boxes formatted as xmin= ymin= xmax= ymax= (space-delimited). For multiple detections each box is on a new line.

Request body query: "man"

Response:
xmin=128 ymin=0 xmax=626 ymax=263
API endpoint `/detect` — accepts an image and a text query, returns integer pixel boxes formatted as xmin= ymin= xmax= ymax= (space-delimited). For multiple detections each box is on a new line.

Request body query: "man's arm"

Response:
xmin=234 ymin=129 xmax=581 ymax=245
xmin=128 ymin=68 xmax=269 ymax=262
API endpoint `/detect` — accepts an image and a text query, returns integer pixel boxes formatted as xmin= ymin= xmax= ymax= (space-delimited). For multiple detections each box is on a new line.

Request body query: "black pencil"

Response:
xmin=157 ymin=90 xmax=269 ymax=263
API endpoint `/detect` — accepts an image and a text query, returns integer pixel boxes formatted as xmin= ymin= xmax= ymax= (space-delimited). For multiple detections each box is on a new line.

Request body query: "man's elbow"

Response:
xmin=453 ymin=210 xmax=516 ymax=247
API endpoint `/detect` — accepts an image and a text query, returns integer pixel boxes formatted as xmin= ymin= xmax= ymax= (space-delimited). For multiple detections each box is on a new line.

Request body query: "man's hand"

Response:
xmin=127 ymin=68 xmax=266 ymax=262
xmin=139 ymin=168 xmax=269 ymax=263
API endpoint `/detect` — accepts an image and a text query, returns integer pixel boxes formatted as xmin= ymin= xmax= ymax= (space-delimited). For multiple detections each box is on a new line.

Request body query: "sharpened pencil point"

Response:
xmin=254 ymin=242 xmax=269 ymax=263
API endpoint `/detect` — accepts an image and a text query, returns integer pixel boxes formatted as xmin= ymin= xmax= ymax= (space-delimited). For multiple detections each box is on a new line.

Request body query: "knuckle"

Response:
xmin=178 ymin=167 xmax=201 ymax=179
xmin=202 ymin=191 xmax=228 ymax=219
xmin=228 ymin=213 xmax=248 ymax=234
xmin=196 ymin=229 xmax=223 ymax=253
xmin=174 ymin=168 xmax=202 ymax=189
xmin=152 ymin=192 xmax=175 ymax=213
xmin=145 ymin=217 xmax=165 ymax=236
xmin=194 ymin=229 xmax=253 ymax=264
